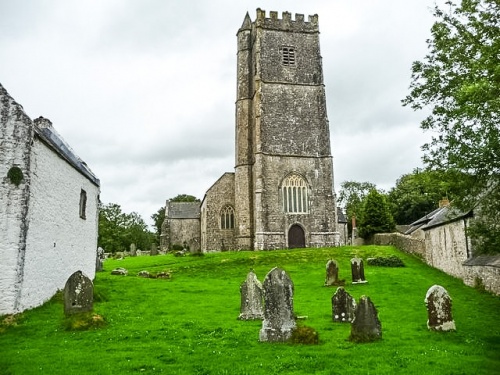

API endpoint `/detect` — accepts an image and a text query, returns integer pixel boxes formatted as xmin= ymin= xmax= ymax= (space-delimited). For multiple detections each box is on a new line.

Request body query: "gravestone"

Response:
xmin=130 ymin=243 xmax=137 ymax=257
xmin=150 ymin=243 xmax=158 ymax=256
xmin=349 ymin=296 xmax=382 ymax=342
xmin=351 ymin=257 xmax=367 ymax=284
xmin=332 ymin=287 xmax=356 ymax=323
xmin=324 ymin=259 xmax=344 ymax=286
xmin=425 ymin=285 xmax=456 ymax=331
xmin=111 ymin=267 xmax=128 ymax=275
xmin=138 ymin=270 xmax=151 ymax=278
xmin=63 ymin=271 xmax=93 ymax=316
xmin=238 ymin=271 xmax=264 ymax=320
xmin=95 ymin=247 xmax=104 ymax=272
xmin=259 ymin=267 xmax=296 ymax=342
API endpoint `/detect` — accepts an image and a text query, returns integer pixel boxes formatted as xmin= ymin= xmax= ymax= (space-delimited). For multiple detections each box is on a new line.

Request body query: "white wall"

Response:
xmin=16 ymin=137 xmax=99 ymax=312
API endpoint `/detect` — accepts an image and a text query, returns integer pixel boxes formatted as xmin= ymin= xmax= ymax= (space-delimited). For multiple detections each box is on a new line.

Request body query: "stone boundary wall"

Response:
xmin=373 ymin=233 xmax=425 ymax=257
xmin=373 ymin=233 xmax=500 ymax=295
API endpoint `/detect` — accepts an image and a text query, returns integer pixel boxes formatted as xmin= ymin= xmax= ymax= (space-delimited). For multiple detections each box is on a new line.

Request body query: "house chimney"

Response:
xmin=439 ymin=198 xmax=450 ymax=207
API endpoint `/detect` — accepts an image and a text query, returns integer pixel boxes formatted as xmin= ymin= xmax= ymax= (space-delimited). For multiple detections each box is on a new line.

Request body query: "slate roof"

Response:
xmin=463 ymin=255 xmax=500 ymax=268
xmin=167 ymin=202 xmax=201 ymax=219
xmin=33 ymin=118 xmax=100 ymax=186
xmin=405 ymin=205 xmax=472 ymax=235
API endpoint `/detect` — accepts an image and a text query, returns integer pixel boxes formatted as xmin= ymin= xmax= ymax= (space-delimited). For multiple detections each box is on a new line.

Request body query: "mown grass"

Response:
xmin=1 ymin=246 xmax=499 ymax=374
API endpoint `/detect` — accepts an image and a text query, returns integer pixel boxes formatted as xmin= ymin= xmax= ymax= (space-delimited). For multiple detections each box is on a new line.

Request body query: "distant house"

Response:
xmin=0 ymin=83 xmax=100 ymax=314
xmin=160 ymin=200 xmax=201 ymax=252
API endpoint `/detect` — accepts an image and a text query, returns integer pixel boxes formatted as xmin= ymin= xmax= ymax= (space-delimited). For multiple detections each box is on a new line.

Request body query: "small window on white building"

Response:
xmin=280 ymin=46 xmax=296 ymax=66
xmin=79 ymin=189 xmax=87 ymax=219
xmin=282 ymin=174 xmax=309 ymax=213
xmin=220 ymin=206 xmax=235 ymax=229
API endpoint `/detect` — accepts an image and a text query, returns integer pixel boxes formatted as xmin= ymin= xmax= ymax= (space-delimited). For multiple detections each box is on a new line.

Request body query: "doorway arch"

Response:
xmin=288 ymin=224 xmax=305 ymax=249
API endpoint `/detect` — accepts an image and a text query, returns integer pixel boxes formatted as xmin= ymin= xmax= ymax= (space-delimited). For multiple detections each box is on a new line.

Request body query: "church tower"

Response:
xmin=235 ymin=9 xmax=338 ymax=250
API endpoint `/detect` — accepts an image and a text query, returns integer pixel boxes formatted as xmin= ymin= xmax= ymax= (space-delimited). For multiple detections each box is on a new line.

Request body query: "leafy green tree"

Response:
xmin=337 ymin=181 xmax=376 ymax=230
xmin=388 ymin=169 xmax=461 ymax=224
xmin=358 ymin=190 xmax=396 ymax=240
xmin=151 ymin=206 xmax=165 ymax=243
xmin=98 ymin=203 xmax=155 ymax=253
xmin=170 ymin=194 xmax=200 ymax=202
xmin=402 ymin=0 xmax=499 ymax=253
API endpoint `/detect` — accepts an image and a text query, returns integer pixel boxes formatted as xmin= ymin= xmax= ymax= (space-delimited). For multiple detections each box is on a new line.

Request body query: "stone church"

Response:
xmin=161 ymin=9 xmax=340 ymax=252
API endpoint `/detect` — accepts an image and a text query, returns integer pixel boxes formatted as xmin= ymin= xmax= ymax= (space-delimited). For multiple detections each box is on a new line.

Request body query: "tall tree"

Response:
xmin=151 ymin=206 xmax=165 ymax=243
xmin=402 ymin=0 xmax=499 ymax=253
xmin=337 ymin=181 xmax=376 ymax=226
xmin=358 ymin=190 xmax=396 ymax=240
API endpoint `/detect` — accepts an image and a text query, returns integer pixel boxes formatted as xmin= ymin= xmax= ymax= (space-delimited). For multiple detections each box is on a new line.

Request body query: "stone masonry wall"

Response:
xmin=0 ymin=84 xmax=33 ymax=315
xmin=373 ymin=233 xmax=425 ymax=257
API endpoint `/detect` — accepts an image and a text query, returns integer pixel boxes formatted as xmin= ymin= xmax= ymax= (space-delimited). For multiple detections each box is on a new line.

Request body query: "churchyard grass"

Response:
xmin=1 ymin=246 xmax=499 ymax=374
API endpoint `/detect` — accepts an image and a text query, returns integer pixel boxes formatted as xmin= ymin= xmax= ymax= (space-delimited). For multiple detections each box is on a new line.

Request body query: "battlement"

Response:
xmin=254 ymin=8 xmax=319 ymax=32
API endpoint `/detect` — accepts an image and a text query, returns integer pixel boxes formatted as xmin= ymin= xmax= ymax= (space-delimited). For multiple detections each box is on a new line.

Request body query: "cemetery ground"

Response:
xmin=1 ymin=246 xmax=499 ymax=375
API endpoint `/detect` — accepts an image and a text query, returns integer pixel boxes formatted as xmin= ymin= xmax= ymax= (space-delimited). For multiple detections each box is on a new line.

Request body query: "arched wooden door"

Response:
xmin=288 ymin=224 xmax=305 ymax=249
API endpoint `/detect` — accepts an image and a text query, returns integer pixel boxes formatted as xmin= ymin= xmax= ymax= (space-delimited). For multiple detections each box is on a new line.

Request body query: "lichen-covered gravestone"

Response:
xmin=238 ymin=271 xmax=264 ymax=320
xmin=332 ymin=287 xmax=356 ymax=323
xmin=95 ymin=247 xmax=104 ymax=272
xmin=351 ymin=257 xmax=367 ymax=284
xmin=259 ymin=267 xmax=296 ymax=342
xmin=349 ymin=296 xmax=382 ymax=342
xmin=324 ymin=259 xmax=344 ymax=286
xmin=64 ymin=271 xmax=93 ymax=316
xmin=150 ymin=243 xmax=158 ymax=256
xmin=130 ymin=243 xmax=137 ymax=257
xmin=425 ymin=285 xmax=456 ymax=331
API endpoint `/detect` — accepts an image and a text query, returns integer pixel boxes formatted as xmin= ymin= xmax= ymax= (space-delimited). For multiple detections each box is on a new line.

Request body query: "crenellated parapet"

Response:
xmin=255 ymin=8 xmax=318 ymax=33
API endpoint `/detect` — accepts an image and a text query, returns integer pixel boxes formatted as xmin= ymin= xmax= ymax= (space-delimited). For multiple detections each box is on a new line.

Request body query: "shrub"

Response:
xmin=367 ymin=255 xmax=405 ymax=267
xmin=289 ymin=325 xmax=319 ymax=345
xmin=63 ymin=312 xmax=106 ymax=331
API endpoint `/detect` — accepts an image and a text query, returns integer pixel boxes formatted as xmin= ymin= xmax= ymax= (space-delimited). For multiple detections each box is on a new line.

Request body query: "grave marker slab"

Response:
xmin=351 ymin=257 xmax=367 ymax=284
xmin=259 ymin=267 xmax=296 ymax=342
xmin=64 ymin=271 xmax=93 ymax=316
xmin=349 ymin=296 xmax=382 ymax=342
xmin=324 ymin=259 xmax=344 ymax=286
xmin=425 ymin=285 xmax=456 ymax=331
xmin=332 ymin=287 xmax=356 ymax=323
xmin=238 ymin=271 xmax=264 ymax=320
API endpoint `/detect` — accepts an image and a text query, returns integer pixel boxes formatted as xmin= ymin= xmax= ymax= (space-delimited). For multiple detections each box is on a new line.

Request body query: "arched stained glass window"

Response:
xmin=220 ymin=206 xmax=235 ymax=229
xmin=282 ymin=174 xmax=308 ymax=213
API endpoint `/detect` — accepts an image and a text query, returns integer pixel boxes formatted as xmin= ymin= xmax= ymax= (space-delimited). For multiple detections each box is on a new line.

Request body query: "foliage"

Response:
xmin=1 ymin=247 xmax=499 ymax=374
xmin=170 ymin=194 xmax=200 ymax=202
xmin=151 ymin=206 xmax=165 ymax=243
xmin=387 ymin=168 xmax=462 ymax=224
xmin=98 ymin=203 xmax=155 ymax=253
xmin=337 ymin=181 xmax=377 ymax=233
xmin=7 ymin=166 xmax=23 ymax=186
xmin=358 ymin=190 xmax=396 ymax=239
xmin=402 ymin=0 xmax=500 ymax=253
xmin=367 ymin=255 xmax=405 ymax=267
xmin=290 ymin=325 xmax=319 ymax=345
xmin=62 ymin=312 xmax=106 ymax=331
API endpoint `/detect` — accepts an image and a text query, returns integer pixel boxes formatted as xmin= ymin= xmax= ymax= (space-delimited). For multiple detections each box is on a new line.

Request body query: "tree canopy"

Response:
xmin=403 ymin=0 xmax=499 ymax=253
xmin=337 ymin=181 xmax=376 ymax=223
xmin=358 ymin=190 xmax=396 ymax=239
xmin=170 ymin=194 xmax=200 ymax=202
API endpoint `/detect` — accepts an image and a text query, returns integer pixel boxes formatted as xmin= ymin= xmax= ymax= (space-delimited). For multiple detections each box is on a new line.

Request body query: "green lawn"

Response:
xmin=1 ymin=246 xmax=499 ymax=374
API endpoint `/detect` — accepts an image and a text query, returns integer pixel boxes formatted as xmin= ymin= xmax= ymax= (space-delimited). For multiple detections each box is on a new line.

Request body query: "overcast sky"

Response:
xmin=1 ymin=0 xmax=438 ymax=226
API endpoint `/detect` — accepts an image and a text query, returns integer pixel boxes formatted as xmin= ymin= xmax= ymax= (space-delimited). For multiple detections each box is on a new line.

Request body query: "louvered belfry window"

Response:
xmin=281 ymin=46 xmax=296 ymax=66
xmin=282 ymin=174 xmax=308 ymax=213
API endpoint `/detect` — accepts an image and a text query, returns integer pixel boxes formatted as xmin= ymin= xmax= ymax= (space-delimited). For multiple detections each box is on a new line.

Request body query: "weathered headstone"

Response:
xmin=425 ymin=285 xmax=456 ymax=331
xmin=150 ymin=243 xmax=158 ymax=256
xmin=259 ymin=267 xmax=296 ymax=342
xmin=351 ymin=257 xmax=367 ymax=284
xmin=324 ymin=259 xmax=344 ymax=286
xmin=349 ymin=296 xmax=381 ymax=342
xmin=130 ymin=243 xmax=137 ymax=257
xmin=63 ymin=271 xmax=93 ymax=316
xmin=332 ymin=287 xmax=356 ymax=323
xmin=138 ymin=270 xmax=151 ymax=278
xmin=95 ymin=247 xmax=104 ymax=272
xmin=238 ymin=271 xmax=264 ymax=320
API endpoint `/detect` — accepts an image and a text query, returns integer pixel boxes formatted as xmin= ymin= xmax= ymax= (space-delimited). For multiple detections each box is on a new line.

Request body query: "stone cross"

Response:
xmin=324 ymin=259 xmax=343 ymax=286
xmin=425 ymin=285 xmax=456 ymax=331
xmin=332 ymin=287 xmax=356 ymax=323
xmin=349 ymin=296 xmax=382 ymax=342
xmin=351 ymin=257 xmax=367 ymax=284
xmin=63 ymin=270 xmax=94 ymax=316
xmin=259 ymin=267 xmax=296 ymax=342
xmin=238 ymin=271 xmax=264 ymax=320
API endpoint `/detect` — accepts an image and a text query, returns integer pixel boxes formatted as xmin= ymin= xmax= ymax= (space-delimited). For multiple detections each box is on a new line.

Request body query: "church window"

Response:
xmin=280 ymin=46 xmax=296 ymax=66
xmin=282 ymin=174 xmax=308 ymax=213
xmin=220 ymin=205 xmax=235 ymax=229
xmin=79 ymin=189 xmax=87 ymax=219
